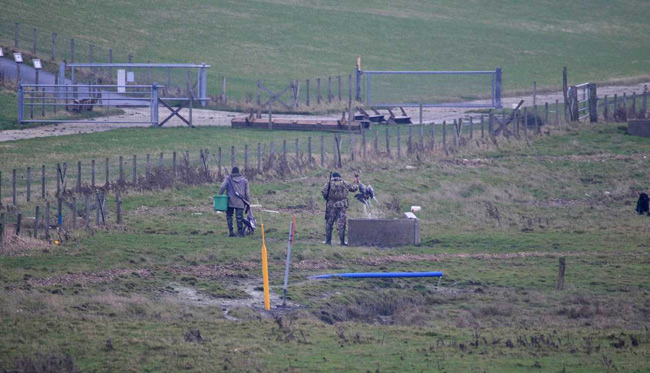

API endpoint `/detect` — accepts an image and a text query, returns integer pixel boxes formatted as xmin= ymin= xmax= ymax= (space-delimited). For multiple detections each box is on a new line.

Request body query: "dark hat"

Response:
xmin=232 ymin=167 xmax=239 ymax=174
xmin=332 ymin=172 xmax=341 ymax=178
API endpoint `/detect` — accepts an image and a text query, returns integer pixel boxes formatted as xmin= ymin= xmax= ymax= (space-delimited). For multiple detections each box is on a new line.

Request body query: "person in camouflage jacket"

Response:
xmin=321 ymin=172 xmax=358 ymax=245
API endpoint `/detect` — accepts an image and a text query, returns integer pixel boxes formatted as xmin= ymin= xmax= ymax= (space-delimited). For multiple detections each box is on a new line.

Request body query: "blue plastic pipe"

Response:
xmin=309 ymin=271 xmax=443 ymax=280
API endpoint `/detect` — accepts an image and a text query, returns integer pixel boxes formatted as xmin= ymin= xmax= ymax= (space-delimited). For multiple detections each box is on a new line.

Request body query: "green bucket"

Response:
xmin=214 ymin=195 xmax=229 ymax=211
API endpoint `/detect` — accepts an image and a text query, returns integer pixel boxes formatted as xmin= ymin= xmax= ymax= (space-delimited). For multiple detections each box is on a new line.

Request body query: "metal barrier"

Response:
xmin=358 ymin=68 xmax=502 ymax=109
xmin=18 ymin=83 xmax=159 ymax=124
xmin=60 ymin=62 xmax=210 ymax=106
xmin=573 ymin=83 xmax=590 ymax=121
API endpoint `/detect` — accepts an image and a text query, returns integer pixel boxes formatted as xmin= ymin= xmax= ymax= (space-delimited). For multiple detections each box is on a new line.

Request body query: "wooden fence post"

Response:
xmin=469 ymin=117 xmax=473 ymax=140
xmin=306 ymin=79 xmax=310 ymax=107
xmin=12 ymin=169 xmax=16 ymax=206
xmin=105 ymin=158 xmax=109 ymax=188
xmin=488 ymin=113 xmax=494 ymax=136
xmin=419 ymin=124 xmax=424 ymax=150
xmin=544 ymin=102 xmax=549 ymax=125
xmin=295 ymin=139 xmax=301 ymax=170
xmin=336 ymin=135 xmax=342 ymax=168
xmin=76 ymin=161 xmax=81 ymax=191
xmin=557 ymin=257 xmax=566 ymax=290
xmin=131 ymin=155 xmax=137 ymax=184
xmin=257 ymin=144 xmax=261 ymax=171
xmin=588 ymin=84 xmax=598 ymax=123
xmin=116 ymin=191 xmax=122 ymax=224
xmin=452 ymin=120 xmax=458 ymax=146
xmin=231 ymin=146 xmax=235 ymax=168
xmin=430 ymin=122 xmax=435 ymax=149
xmin=308 ymin=137 xmax=312 ymax=164
xmin=95 ymin=193 xmax=100 ymax=225
xmin=317 ymin=78 xmax=321 ymax=105
xmin=168 ymin=152 xmax=174 ymax=178
xmin=397 ymin=127 xmax=401 ymax=157
xmin=320 ymin=136 xmax=325 ymax=167
xmin=119 ymin=156 xmax=124 ymax=184
xmin=71 ymin=196 xmax=77 ymax=230
xmin=328 ymin=76 xmax=332 ymax=103
xmin=350 ymin=133 xmax=355 ymax=162
xmin=408 ymin=126 xmax=413 ymax=154
xmin=91 ymin=159 xmax=96 ymax=188
xmin=0 ymin=213 xmax=3 ymax=251
xmin=534 ymin=105 xmax=539 ymax=133
xmin=45 ymin=202 xmax=50 ymax=239
xmin=385 ymin=128 xmax=391 ymax=157
xmin=27 ymin=166 xmax=31 ymax=202
xmin=362 ymin=130 xmax=367 ymax=158
xmin=603 ymin=96 xmax=609 ymax=121
xmin=84 ymin=195 xmax=90 ymax=229
xmin=34 ymin=205 xmax=40 ymax=238
xmin=338 ymin=75 xmax=342 ymax=101
xmin=41 ymin=165 xmax=46 ymax=199
xmin=16 ymin=213 xmax=22 ymax=236
xmin=442 ymin=121 xmax=447 ymax=148
xmin=555 ymin=99 xmax=560 ymax=127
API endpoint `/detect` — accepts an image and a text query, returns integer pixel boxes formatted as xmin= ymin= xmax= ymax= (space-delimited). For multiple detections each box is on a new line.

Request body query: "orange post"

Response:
xmin=261 ymin=223 xmax=271 ymax=310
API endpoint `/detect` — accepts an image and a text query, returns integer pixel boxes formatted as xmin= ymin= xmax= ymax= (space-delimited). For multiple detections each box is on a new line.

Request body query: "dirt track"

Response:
xmin=1 ymin=82 xmax=647 ymax=142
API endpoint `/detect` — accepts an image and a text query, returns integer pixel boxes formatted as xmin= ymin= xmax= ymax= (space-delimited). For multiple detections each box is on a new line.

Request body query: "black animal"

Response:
xmin=636 ymin=193 xmax=650 ymax=216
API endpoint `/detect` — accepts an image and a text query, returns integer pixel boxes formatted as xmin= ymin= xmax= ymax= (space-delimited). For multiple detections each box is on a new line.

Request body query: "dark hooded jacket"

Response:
xmin=218 ymin=173 xmax=250 ymax=209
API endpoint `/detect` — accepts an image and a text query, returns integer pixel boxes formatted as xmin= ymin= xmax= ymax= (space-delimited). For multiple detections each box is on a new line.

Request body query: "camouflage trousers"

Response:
xmin=325 ymin=206 xmax=347 ymax=235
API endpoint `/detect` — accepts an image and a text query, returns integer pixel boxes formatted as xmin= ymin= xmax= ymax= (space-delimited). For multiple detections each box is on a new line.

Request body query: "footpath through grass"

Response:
xmin=1 ymin=122 xmax=650 ymax=371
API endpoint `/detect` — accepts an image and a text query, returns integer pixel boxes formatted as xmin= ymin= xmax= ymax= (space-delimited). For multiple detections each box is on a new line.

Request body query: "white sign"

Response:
xmin=127 ymin=71 xmax=135 ymax=83
xmin=13 ymin=53 xmax=23 ymax=63
xmin=0 ymin=48 xmax=4 ymax=57
xmin=33 ymin=59 xmax=42 ymax=69
xmin=117 ymin=69 xmax=126 ymax=93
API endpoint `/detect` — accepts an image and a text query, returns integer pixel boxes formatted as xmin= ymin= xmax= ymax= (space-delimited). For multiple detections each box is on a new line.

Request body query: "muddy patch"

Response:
xmin=167 ymin=279 xmax=298 ymax=321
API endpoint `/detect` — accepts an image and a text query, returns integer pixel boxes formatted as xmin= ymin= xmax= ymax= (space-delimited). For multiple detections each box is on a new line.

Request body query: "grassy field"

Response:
xmin=1 ymin=122 xmax=649 ymax=371
xmin=1 ymin=0 xmax=649 ymax=101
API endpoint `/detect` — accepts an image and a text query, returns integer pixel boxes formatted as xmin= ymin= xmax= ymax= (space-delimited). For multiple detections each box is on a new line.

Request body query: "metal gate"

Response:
xmin=357 ymin=68 xmax=502 ymax=108
xmin=18 ymin=83 xmax=159 ymax=124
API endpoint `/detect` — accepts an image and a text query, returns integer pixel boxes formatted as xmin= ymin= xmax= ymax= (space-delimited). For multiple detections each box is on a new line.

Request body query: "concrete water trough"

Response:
xmin=348 ymin=218 xmax=420 ymax=246
xmin=628 ymin=119 xmax=650 ymax=138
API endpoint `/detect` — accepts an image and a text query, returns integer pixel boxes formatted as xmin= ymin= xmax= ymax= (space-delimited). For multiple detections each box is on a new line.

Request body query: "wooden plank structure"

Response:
xmin=386 ymin=107 xmax=412 ymax=124
xmin=354 ymin=107 xmax=386 ymax=123
xmin=231 ymin=111 xmax=370 ymax=132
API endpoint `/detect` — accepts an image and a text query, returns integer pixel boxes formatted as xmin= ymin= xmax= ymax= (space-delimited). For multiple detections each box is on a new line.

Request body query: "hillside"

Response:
xmin=1 ymin=0 xmax=649 ymax=100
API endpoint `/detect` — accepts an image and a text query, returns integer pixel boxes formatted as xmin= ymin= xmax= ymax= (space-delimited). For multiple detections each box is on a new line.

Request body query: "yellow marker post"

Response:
xmin=261 ymin=223 xmax=271 ymax=310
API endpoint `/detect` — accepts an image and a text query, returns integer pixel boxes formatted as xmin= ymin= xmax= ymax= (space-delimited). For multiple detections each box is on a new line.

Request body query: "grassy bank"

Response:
xmin=1 ymin=122 xmax=649 ymax=370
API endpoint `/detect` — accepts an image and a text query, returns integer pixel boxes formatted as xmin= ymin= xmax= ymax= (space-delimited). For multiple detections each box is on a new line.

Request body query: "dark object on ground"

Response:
xmin=636 ymin=193 xmax=649 ymax=215
xmin=184 ymin=329 xmax=204 ymax=343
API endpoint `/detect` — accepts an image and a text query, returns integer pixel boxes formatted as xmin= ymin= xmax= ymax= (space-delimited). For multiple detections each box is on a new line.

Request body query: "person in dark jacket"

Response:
xmin=218 ymin=167 xmax=251 ymax=237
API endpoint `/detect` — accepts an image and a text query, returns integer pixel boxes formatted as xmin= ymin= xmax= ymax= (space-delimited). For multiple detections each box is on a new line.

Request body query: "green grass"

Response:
xmin=1 ymin=0 xmax=649 ymax=102
xmin=1 ymin=122 xmax=650 ymax=371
